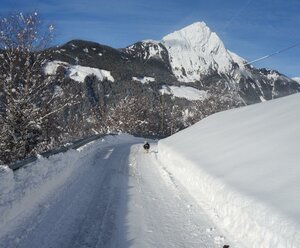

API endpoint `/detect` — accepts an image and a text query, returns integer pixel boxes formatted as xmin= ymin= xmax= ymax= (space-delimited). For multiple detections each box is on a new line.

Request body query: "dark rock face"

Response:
xmin=50 ymin=39 xmax=299 ymax=103
xmin=51 ymin=40 xmax=176 ymax=83
xmin=238 ymin=67 xmax=300 ymax=104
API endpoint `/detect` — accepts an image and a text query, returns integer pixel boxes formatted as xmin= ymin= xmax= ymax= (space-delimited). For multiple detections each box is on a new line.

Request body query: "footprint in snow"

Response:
xmin=214 ymin=235 xmax=225 ymax=245
xmin=206 ymin=227 xmax=216 ymax=233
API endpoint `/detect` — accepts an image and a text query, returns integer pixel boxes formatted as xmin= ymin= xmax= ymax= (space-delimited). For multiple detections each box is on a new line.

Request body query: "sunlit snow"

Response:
xmin=44 ymin=60 xmax=114 ymax=82
xmin=1 ymin=93 xmax=300 ymax=247
xmin=161 ymin=22 xmax=246 ymax=82
xmin=158 ymin=92 xmax=300 ymax=248
xmin=160 ymin=85 xmax=208 ymax=101
xmin=132 ymin=76 xmax=155 ymax=84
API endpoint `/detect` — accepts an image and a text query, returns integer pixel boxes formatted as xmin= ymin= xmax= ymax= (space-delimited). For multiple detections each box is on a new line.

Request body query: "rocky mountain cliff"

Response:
xmin=45 ymin=22 xmax=300 ymax=137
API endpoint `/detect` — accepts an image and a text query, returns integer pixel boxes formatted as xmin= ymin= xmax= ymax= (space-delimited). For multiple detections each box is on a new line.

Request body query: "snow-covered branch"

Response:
xmin=0 ymin=12 xmax=78 ymax=164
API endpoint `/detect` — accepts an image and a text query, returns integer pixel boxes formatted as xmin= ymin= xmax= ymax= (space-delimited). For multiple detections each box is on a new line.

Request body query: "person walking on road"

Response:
xmin=143 ymin=141 xmax=150 ymax=153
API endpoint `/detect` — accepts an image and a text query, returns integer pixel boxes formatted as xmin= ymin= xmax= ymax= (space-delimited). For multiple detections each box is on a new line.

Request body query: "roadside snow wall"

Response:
xmin=158 ymin=93 xmax=300 ymax=248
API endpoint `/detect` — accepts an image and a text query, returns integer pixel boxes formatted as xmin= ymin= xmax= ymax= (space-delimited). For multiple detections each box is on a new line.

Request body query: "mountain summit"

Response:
xmin=161 ymin=22 xmax=244 ymax=82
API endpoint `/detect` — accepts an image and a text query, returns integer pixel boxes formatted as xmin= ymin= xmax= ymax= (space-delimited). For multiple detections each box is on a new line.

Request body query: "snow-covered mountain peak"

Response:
xmin=162 ymin=22 xmax=215 ymax=46
xmin=161 ymin=22 xmax=244 ymax=82
xmin=124 ymin=40 xmax=168 ymax=62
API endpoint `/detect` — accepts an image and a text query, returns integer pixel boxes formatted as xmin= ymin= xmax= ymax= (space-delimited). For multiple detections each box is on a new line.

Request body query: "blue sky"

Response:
xmin=1 ymin=0 xmax=299 ymax=77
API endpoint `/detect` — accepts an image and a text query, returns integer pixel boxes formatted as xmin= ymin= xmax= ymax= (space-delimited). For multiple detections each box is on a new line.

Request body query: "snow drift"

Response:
xmin=158 ymin=93 xmax=300 ymax=247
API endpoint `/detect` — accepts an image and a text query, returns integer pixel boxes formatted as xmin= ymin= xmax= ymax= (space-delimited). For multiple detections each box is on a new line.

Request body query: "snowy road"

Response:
xmin=0 ymin=140 xmax=236 ymax=248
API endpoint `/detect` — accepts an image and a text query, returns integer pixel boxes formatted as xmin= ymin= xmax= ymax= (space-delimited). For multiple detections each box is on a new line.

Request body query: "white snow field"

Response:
xmin=160 ymin=85 xmax=208 ymax=101
xmin=1 ymin=93 xmax=299 ymax=248
xmin=44 ymin=60 xmax=115 ymax=82
xmin=158 ymin=93 xmax=300 ymax=248
xmin=0 ymin=135 xmax=236 ymax=248
xmin=161 ymin=22 xmax=247 ymax=82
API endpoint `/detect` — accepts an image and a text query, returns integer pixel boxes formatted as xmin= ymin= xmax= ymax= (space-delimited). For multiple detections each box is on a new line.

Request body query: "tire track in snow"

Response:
xmin=125 ymin=143 xmax=234 ymax=248
xmin=0 ymin=144 xmax=132 ymax=248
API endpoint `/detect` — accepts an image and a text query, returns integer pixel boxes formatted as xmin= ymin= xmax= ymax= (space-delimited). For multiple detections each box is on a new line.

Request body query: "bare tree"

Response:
xmin=0 ymin=12 xmax=77 ymax=164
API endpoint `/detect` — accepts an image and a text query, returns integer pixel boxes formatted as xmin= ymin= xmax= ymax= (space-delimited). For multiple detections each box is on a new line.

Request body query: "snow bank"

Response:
xmin=0 ymin=134 xmax=136 ymax=236
xmin=158 ymin=93 xmax=300 ymax=248
xmin=160 ymin=85 xmax=208 ymax=101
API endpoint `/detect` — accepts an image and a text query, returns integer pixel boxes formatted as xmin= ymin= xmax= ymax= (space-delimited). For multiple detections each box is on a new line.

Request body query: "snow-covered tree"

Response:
xmin=0 ymin=12 xmax=77 ymax=164
xmin=158 ymin=98 xmax=183 ymax=137
xmin=106 ymin=95 xmax=160 ymax=136
xmin=184 ymin=84 xmax=245 ymax=127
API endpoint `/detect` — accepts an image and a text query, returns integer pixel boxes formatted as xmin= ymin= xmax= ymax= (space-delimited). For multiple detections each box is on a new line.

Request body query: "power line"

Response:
xmin=245 ymin=41 xmax=300 ymax=65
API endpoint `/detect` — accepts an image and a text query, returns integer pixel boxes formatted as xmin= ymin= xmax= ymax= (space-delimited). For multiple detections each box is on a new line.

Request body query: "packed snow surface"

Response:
xmin=158 ymin=93 xmax=300 ymax=248
xmin=0 ymin=134 xmax=237 ymax=248
xmin=2 ymin=94 xmax=299 ymax=248
xmin=160 ymin=85 xmax=208 ymax=101
xmin=44 ymin=60 xmax=114 ymax=82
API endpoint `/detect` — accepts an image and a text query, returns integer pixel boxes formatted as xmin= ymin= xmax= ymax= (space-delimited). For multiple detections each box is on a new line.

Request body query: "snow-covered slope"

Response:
xmin=160 ymin=85 xmax=208 ymax=101
xmin=161 ymin=22 xmax=246 ymax=82
xmin=292 ymin=77 xmax=300 ymax=84
xmin=158 ymin=93 xmax=300 ymax=248
xmin=45 ymin=60 xmax=115 ymax=82
xmin=125 ymin=40 xmax=167 ymax=61
xmin=132 ymin=76 xmax=155 ymax=84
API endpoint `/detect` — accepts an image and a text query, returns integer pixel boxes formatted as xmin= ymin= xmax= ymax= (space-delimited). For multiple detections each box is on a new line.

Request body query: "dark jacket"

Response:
xmin=143 ymin=142 xmax=150 ymax=150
